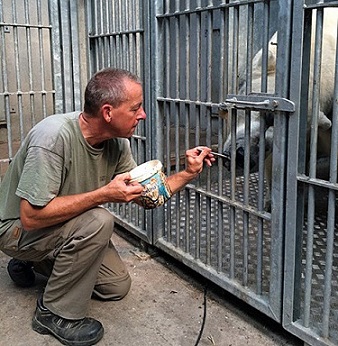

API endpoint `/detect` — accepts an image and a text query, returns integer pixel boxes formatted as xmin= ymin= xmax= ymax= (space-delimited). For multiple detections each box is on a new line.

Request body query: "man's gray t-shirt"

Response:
xmin=0 ymin=112 xmax=136 ymax=235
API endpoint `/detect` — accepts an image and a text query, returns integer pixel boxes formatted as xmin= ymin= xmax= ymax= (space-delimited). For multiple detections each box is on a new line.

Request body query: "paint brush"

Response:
xmin=197 ymin=148 xmax=229 ymax=160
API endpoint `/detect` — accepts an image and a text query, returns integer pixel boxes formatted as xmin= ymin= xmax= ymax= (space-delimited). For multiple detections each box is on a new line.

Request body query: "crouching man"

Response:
xmin=0 ymin=68 xmax=214 ymax=345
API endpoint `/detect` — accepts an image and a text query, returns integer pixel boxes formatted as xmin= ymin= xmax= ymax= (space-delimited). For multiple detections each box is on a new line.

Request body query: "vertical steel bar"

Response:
xmin=205 ymin=5 xmax=213 ymax=266
xmin=128 ymin=0 xmax=133 ymax=72
xmin=111 ymin=0 xmax=116 ymax=68
xmin=256 ymin=0 xmax=271 ymax=295
xmin=172 ymin=3 xmax=180 ymax=248
xmin=104 ymin=0 xmax=110 ymax=66
xmin=93 ymin=0 xmax=99 ymax=71
xmin=303 ymin=188 xmax=315 ymax=327
xmin=185 ymin=0 xmax=189 ymax=100
xmin=165 ymin=102 xmax=172 ymax=243
xmin=107 ymin=0 xmax=113 ymax=66
xmin=303 ymin=8 xmax=324 ymax=327
xmin=70 ymin=0 xmax=81 ymax=110
xmin=174 ymin=2 xmax=179 ymax=101
xmin=195 ymin=189 xmax=201 ymax=260
xmin=122 ymin=0 xmax=127 ymax=70
xmin=221 ymin=5 xmax=229 ymax=102
xmin=113 ymin=0 xmax=118 ymax=68
xmin=124 ymin=3 xmax=129 ymax=72
xmin=195 ymin=104 xmax=201 ymax=259
xmin=164 ymin=4 xmax=170 ymax=96
xmin=231 ymin=5 xmax=239 ymax=93
xmin=136 ymin=0 xmax=142 ymax=76
xmin=0 ymin=0 xmax=13 ymax=159
xmin=270 ymin=0 xmax=292 ymax=319
xmin=37 ymin=0 xmax=47 ymax=117
xmin=228 ymin=5 xmax=240 ymax=280
xmin=217 ymin=199 xmax=224 ymax=272
xmin=206 ymin=196 xmax=211 ymax=265
xmin=206 ymin=6 xmax=212 ymax=102
xmin=49 ymin=0 xmax=62 ymax=112
xmin=99 ymin=0 xmax=104 ymax=68
xmin=230 ymin=108 xmax=237 ymax=279
xmin=185 ymin=188 xmax=190 ymax=253
xmin=242 ymin=2 xmax=255 ymax=287
xmin=24 ymin=0 xmax=36 ymax=126
xmin=59 ymin=0 xmax=72 ymax=109
xmin=12 ymin=0 xmax=24 ymax=142
xmin=196 ymin=0 xmax=201 ymax=101
xmin=133 ymin=0 xmax=138 ymax=72
xmin=102 ymin=0 xmax=107 ymax=67
xmin=195 ymin=104 xmax=201 ymax=171
xmin=117 ymin=0 xmax=122 ymax=67
xmin=321 ymin=22 xmax=338 ymax=338
xmin=130 ymin=0 xmax=140 ymax=230
xmin=309 ymin=10 xmax=323 ymax=178
xmin=182 ymin=4 xmax=191 ymax=254
xmin=217 ymin=4 xmax=228 ymax=271
xmin=174 ymin=105 xmax=180 ymax=248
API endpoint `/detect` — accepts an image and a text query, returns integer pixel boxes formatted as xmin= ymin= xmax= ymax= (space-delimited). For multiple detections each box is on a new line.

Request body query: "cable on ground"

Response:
xmin=194 ymin=284 xmax=208 ymax=346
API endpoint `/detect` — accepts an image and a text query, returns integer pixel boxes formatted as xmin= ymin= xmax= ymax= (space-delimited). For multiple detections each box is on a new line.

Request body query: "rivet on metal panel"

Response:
xmin=4 ymin=26 xmax=10 ymax=33
xmin=272 ymin=100 xmax=279 ymax=108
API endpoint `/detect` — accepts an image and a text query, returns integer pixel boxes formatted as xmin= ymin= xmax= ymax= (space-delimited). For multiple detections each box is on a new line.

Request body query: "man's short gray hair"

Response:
xmin=83 ymin=68 xmax=141 ymax=116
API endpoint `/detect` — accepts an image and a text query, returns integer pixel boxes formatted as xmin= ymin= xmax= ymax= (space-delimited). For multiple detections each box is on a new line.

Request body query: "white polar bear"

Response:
xmin=220 ymin=9 xmax=338 ymax=209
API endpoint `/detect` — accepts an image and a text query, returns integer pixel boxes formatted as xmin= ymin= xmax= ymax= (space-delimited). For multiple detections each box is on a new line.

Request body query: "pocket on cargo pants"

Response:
xmin=0 ymin=220 xmax=23 ymax=257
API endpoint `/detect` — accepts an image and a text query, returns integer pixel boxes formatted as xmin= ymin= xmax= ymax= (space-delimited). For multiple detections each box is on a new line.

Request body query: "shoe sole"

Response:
xmin=32 ymin=316 xmax=104 ymax=346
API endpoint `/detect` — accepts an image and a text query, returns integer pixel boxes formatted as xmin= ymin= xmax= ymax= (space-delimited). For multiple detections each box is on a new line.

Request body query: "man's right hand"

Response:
xmin=104 ymin=172 xmax=144 ymax=203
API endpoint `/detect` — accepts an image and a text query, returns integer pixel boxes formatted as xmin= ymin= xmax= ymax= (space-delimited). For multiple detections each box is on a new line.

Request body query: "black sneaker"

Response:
xmin=7 ymin=258 xmax=35 ymax=287
xmin=32 ymin=298 xmax=104 ymax=346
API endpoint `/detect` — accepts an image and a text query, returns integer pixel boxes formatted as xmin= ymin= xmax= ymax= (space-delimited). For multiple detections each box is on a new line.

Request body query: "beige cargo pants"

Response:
xmin=0 ymin=207 xmax=131 ymax=319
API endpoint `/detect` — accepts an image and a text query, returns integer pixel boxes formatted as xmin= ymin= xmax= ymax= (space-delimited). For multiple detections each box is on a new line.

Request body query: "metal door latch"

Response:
xmin=219 ymin=93 xmax=295 ymax=113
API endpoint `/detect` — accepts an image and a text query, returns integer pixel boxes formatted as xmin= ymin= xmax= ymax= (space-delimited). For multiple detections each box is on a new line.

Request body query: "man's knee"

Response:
xmin=93 ymin=274 xmax=131 ymax=301
xmin=81 ymin=207 xmax=115 ymax=239
xmin=89 ymin=207 xmax=114 ymax=228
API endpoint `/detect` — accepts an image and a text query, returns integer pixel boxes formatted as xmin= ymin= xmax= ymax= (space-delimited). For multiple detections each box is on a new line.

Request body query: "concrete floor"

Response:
xmin=0 ymin=229 xmax=302 ymax=346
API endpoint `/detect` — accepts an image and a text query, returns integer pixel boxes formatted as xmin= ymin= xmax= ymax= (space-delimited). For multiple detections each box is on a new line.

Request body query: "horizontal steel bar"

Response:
xmin=157 ymin=96 xmax=219 ymax=109
xmin=186 ymin=183 xmax=271 ymax=221
xmin=0 ymin=90 xmax=55 ymax=96
xmin=156 ymin=0 xmax=265 ymax=19
xmin=88 ymin=29 xmax=143 ymax=39
xmin=0 ymin=22 xmax=52 ymax=29
xmin=220 ymin=94 xmax=295 ymax=113
xmin=298 ymin=174 xmax=338 ymax=190
xmin=304 ymin=1 xmax=338 ymax=9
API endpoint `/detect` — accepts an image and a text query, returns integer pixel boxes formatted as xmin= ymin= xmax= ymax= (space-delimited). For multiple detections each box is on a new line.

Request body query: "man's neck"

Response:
xmin=79 ymin=112 xmax=109 ymax=148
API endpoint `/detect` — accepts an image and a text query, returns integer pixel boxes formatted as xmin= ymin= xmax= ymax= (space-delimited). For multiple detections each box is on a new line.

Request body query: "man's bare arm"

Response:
xmin=20 ymin=172 xmax=143 ymax=231
xmin=166 ymin=146 xmax=214 ymax=194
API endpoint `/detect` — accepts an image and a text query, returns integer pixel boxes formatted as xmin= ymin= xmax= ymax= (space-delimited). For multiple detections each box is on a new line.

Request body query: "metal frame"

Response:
xmin=284 ymin=1 xmax=338 ymax=345
xmin=151 ymin=0 xmax=286 ymax=322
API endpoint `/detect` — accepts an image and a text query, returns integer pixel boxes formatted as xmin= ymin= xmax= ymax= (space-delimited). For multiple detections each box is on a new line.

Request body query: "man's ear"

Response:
xmin=102 ymin=104 xmax=112 ymax=123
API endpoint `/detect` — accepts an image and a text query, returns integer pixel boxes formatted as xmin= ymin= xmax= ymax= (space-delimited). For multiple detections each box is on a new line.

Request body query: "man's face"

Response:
xmin=109 ymin=80 xmax=146 ymax=138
